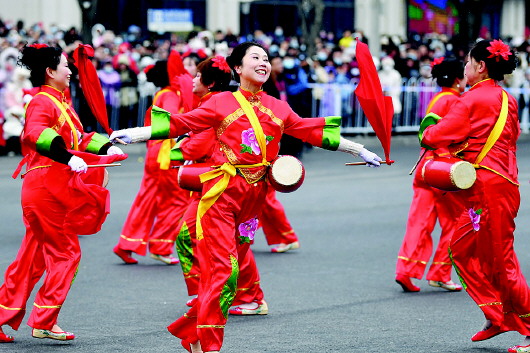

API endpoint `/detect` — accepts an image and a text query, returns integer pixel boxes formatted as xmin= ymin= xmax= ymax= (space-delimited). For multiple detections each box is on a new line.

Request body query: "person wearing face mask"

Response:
xmin=0 ymin=44 xmax=124 ymax=343
xmin=97 ymin=61 xmax=121 ymax=124
xmin=395 ymin=56 xmax=466 ymax=293
xmin=109 ymin=41 xmax=381 ymax=353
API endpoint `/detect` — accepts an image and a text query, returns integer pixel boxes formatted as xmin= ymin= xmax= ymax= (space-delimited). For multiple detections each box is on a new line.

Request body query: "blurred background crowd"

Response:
xmin=1 ymin=3 xmax=530 ymax=156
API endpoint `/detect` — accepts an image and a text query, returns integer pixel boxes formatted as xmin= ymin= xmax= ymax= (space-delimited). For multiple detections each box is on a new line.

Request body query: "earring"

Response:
xmin=457 ymin=84 xmax=460 ymax=88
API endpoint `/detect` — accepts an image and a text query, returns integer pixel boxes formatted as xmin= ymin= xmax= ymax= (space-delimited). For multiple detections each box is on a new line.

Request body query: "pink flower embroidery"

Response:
xmin=468 ymin=208 xmax=482 ymax=231
xmin=238 ymin=218 xmax=258 ymax=244
xmin=240 ymin=128 xmax=274 ymax=155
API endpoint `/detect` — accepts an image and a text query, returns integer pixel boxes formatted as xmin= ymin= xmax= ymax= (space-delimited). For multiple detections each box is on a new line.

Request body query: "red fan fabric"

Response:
xmin=355 ymin=39 xmax=394 ymax=163
xmin=72 ymin=44 xmax=112 ymax=135
xmin=44 ymin=151 xmax=127 ymax=235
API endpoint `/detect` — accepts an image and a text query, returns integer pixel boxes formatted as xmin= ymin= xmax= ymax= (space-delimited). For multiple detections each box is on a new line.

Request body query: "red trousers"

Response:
xmin=260 ymin=187 xmax=298 ymax=245
xmin=0 ymin=168 xmax=81 ymax=330
xmin=176 ymin=194 xmax=263 ymax=304
xmin=396 ymin=160 xmax=464 ymax=282
xmin=169 ymin=175 xmax=268 ymax=352
xmin=450 ymin=172 xmax=530 ymax=334
xmin=118 ymin=142 xmax=189 ymax=256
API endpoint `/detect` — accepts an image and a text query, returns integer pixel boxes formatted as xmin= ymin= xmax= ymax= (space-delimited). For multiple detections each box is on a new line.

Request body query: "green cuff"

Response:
xmin=151 ymin=105 xmax=171 ymax=139
xmin=322 ymin=116 xmax=342 ymax=150
xmin=170 ymin=148 xmax=184 ymax=162
xmin=36 ymin=128 xmax=61 ymax=154
xmin=419 ymin=112 xmax=442 ymax=150
xmin=86 ymin=133 xmax=110 ymax=154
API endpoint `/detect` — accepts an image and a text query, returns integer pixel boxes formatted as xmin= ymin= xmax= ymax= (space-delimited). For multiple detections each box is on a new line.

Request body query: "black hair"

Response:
xmin=469 ymin=39 xmax=518 ymax=81
xmin=19 ymin=45 xmax=63 ymax=87
xmin=226 ymin=41 xmax=269 ymax=83
xmin=196 ymin=56 xmax=232 ymax=92
xmin=145 ymin=60 xmax=170 ymax=88
xmin=431 ymin=57 xmax=464 ymax=87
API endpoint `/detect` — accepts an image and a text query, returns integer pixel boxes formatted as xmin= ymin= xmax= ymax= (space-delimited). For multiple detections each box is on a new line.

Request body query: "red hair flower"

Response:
xmin=211 ymin=56 xmax=231 ymax=73
xmin=28 ymin=43 xmax=48 ymax=49
xmin=486 ymin=39 xmax=512 ymax=62
xmin=431 ymin=57 xmax=444 ymax=68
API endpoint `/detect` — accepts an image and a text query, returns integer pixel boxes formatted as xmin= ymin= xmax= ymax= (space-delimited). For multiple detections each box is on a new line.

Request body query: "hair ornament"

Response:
xmin=486 ymin=39 xmax=512 ymax=62
xmin=431 ymin=56 xmax=444 ymax=68
xmin=211 ymin=56 xmax=231 ymax=73
xmin=28 ymin=43 xmax=48 ymax=49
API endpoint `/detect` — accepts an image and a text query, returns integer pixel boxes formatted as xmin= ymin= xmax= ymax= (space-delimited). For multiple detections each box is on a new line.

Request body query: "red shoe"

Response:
xmin=186 ymin=296 xmax=198 ymax=307
xmin=0 ymin=331 xmax=14 ymax=343
xmin=508 ymin=344 xmax=530 ymax=352
xmin=32 ymin=328 xmax=75 ymax=341
xmin=471 ymin=325 xmax=506 ymax=342
xmin=113 ymin=245 xmax=138 ymax=264
xmin=395 ymin=274 xmax=420 ymax=292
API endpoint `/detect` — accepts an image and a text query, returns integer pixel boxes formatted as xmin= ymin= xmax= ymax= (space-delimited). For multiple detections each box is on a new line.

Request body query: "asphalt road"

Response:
xmin=2 ymin=135 xmax=530 ymax=353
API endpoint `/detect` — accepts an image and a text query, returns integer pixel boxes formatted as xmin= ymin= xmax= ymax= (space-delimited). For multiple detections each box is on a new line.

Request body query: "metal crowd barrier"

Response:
xmin=72 ymin=78 xmax=530 ymax=135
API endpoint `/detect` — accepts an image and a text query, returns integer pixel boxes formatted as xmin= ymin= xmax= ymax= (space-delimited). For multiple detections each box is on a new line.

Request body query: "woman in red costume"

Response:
xmin=0 ymin=44 xmax=124 ymax=342
xmin=113 ymin=53 xmax=192 ymax=265
xmin=172 ymin=56 xmax=268 ymax=316
xmin=110 ymin=41 xmax=382 ymax=353
xmin=395 ymin=57 xmax=466 ymax=292
xmin=420 ymin=39 xmax=530 ymax=352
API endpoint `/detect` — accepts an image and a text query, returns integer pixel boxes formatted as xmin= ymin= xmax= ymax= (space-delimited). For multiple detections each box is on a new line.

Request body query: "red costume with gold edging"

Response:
xmin=116 ymin=87 xmax=190 ymax=257
xmin=173 ymin=92 xmax=263 ymax=305
xmin=396 ymin=87 xmax=465 ymax=282
xmin=0 ymin=85 xmax=113 ymax=330
xmin=153 ymin=88 xmax=343 ymax=352
xmin=422 ymin=79 xmax=530 ymax=335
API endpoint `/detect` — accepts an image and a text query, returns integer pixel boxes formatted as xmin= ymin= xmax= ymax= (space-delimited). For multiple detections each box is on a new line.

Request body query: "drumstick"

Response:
xmin=345 ymin=160 xmax=394 ymax=166
xmin=408 ymin=149 xmax=428 ymax=175
xmin=87 ymin=163 xmax=122 ymax=168
xmin=114 ymin=138 xmax=128 ymax=145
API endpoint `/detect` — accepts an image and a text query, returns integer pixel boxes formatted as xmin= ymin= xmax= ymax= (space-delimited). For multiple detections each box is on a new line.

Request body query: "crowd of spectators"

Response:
xmin=1 ymin=16 xmax=530 ymax=156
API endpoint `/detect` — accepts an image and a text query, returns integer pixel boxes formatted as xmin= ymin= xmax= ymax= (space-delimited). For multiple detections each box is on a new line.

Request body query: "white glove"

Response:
xmin=106 ymin=146 xmax=125 ymax=156
xmin=359 ymin=148 xmax=382 ymax=167
xmin=109 ymin=127 xmax=152 ymax=144
xmin=68 ymin=155 xmax=88 ymax=173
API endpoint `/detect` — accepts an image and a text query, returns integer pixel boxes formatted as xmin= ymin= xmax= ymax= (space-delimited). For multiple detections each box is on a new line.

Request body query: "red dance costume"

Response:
xmin=116 ymin=87 xmax=190 ymax=258
xmin=151 ymin=88 xmax=342 ymax=352
xmin=422 ymin=79 xmax=530 ymax=335
xmin=173 ymin=92 xmax=264 ymax=305
xmin=0 ymin=85 xmax=114 ymax=331
xmin=396 ymin=88 xmax=464 ymax=283
xmin=260 ymin=186 xmax=298 ymax=247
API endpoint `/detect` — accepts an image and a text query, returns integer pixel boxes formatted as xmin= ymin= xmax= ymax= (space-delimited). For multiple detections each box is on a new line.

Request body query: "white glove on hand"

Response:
xmin=106 ymin=146 xmax=125 ymax=156
xmin=68 ymin=155 xmax=88 ymax=173
xmin=109 ymin=127 xmax=151 ymax=144
xmin=359 ymin=148 xmax=382 ymax=167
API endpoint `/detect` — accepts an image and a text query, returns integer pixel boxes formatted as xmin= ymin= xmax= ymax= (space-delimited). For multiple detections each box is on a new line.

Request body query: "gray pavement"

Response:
xmin=1 ymin=135 xmax=530 ymax=352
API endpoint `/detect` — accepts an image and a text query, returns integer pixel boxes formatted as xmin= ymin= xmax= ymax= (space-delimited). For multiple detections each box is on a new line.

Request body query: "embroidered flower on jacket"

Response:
xmin=240 ymin=128 xmax=273 ymax=155
xmin=486 ymin=39 xmax=512 ymax=62
xmin=468 ymin=208 xmax=482 ymax=231
xmin=211 ymin=56 xmax=231 ymax=73
xmin=238 ymin=217 xmax=259 ymax=244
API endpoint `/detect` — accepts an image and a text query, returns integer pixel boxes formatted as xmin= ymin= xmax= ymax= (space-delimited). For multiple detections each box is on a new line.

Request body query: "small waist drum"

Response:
xmin=422 ymin=157 xmax=476 ymax=191
xmin=178 ymin=163 xmax=214 ymax=192
xmin=267 ymin=155 xmax=305 ymax=193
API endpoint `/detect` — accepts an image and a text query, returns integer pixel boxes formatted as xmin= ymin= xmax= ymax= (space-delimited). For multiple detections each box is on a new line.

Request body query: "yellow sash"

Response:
xmin=195 ymin=91 xmax=270 ymax=241
xmin=472 ymin=91 xmax=516 ymax=185
xmin=425 ymin=91 xmax=454 ymax=115
xmin=36 ymin=92 xmax=79 ymax=150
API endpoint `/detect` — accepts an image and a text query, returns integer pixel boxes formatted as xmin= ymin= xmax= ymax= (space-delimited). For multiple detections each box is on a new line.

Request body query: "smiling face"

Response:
xmin=46 ymin=54 xmax=71 ymax=92
xmin=234 ymin=45 xmax=271 ymax=92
